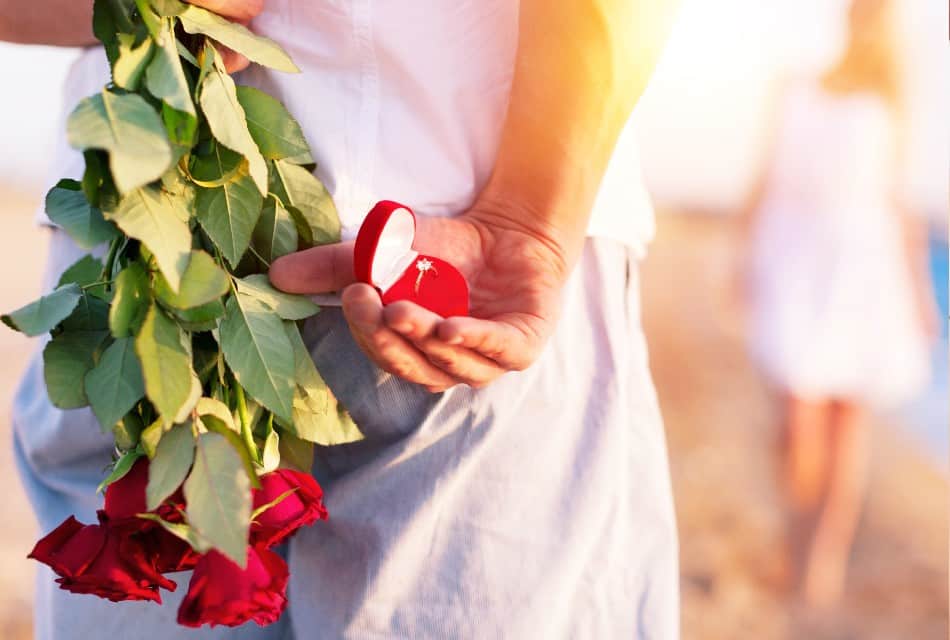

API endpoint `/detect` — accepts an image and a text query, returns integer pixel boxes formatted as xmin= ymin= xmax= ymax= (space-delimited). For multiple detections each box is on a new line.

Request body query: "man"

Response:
xmin=5 ymin=0 xmax=681 ymax=637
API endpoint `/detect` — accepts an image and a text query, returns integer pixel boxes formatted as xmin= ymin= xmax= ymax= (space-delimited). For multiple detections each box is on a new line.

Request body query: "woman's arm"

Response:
xmin=0 ymin=1 xmax=94 ymax=46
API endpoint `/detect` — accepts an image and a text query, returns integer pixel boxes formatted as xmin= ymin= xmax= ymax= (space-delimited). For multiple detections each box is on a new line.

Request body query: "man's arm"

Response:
xmin=476 ymin=0 xmax=681 ymax=267
xmin=0 ymin=1 xmax=94 ymax=46
xmin=270 ymin=0 xmax=681 ymax=390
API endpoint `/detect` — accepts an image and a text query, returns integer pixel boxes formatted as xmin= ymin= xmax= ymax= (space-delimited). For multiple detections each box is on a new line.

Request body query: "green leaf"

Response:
xmin=286 ymin=320 xmax=327 ymax=414
xmin=141 ymin=417 xmax=165 ymax=458
xmin=105 ymin=185 xmax=192 ymax=291
xmin=195 ymin=175 xmax=263 ymax=267
xmin=146 ymin=422 xmax=195 ymax=510
xmin=113 ymin=411 xmax=145 ymax=450
xmin=277 ymin=431 xmax=314 ymax=473
xmin=195 ymin=397 xmax=237 ymax=433
xmin=2 ymin=284 xmax=82 ymax=336
xmin=94 ymin=0 xmax=136 ymax=67
xmin=45 ymin=179 xmax=118 ymax=250
xmin=171 ymin=298 xmax=225 ymax=332
xmin=270 ymin=160 xmax=340 ymax=245
xmin=155 ymin=250 xmax=229 ymax=310
xmin=137 ymin=513 xmax=210 ymax=552
xmin=251 ymin=195 xmax=298 ymax=266
xmin=85 ymin=337 xmax=146 ymax=430
xmin=179 ymin=5 xmax=299 ymax=73
xmin=150 ymin=0 xmax=188 ymax=17
xmin=235 ymin=274 xmax=319 ymax=320
xmin=60 ymin=292 xmax=111 ymax=332
xmin=219 ymin=293 xmax=295 ymax=424
xmin=112 ymin=32 xmax=154 ymax=90
xmin=189 ymin=142 xmax=243 ymax=186
xmin=198 ymin=49 xmax=268 ymax=194
xmin=43 ymin=331 xmax=108 ymax=408
xmin=197 ymin=413 xmax=260 ymax=489
xmin=67 ymin=90 xmax=173 ymax=194
xmin=135 ymin=303 xmax=197 ymax=420
xmin=184 ymin=432 xmax=251 ymax=567
xmin=97 ymin=448 xmax=144 ymax=494
xmin=109 ymin=262 xmax=151 ymax=337
xmin=145 ymin=18 xmax=196 ymax=115
xmin=57 ymin=255 xmax=108 ymax=299
xmin=261 ymin=419 xmax=280 ymax=472
xmin=284 ymin=321 xmax=362 ymax=445
xmin=235 ymin=86 xmax=312 ymax=164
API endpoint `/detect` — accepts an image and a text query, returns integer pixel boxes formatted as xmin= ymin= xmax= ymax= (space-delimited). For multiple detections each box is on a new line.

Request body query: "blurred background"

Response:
xmin=0 ymin=0 xmax=945 ymax=638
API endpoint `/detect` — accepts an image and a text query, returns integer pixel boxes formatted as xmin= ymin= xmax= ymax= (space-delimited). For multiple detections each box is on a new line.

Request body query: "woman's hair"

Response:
xmin=823 ymin=0 xmax=902 ymax=108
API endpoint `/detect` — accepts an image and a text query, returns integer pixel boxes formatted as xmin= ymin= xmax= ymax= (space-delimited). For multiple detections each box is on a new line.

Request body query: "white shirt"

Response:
xmin=44 ymin=1 xmax=655 ymax=255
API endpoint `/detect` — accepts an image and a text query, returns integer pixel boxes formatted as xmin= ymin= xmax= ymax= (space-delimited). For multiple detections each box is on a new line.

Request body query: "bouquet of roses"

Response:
xmin=2 ymin=0 xmax=362 ymax=628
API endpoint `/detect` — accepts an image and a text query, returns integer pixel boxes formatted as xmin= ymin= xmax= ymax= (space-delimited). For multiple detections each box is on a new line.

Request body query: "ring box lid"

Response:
xmin=354 ymin=201 xmax=419 ymax=292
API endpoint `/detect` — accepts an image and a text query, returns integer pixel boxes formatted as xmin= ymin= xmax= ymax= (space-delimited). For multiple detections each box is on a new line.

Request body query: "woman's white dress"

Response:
xmin=749 ymin=82 xmax=930 ymax=408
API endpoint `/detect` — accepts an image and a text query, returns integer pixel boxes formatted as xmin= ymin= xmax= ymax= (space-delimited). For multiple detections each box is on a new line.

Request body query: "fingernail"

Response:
xmin=445 ymin=335 xmax=463 ymax=345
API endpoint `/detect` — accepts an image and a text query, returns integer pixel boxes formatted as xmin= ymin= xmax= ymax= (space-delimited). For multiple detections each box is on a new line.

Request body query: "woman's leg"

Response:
xmin=780 ymin=395 xmax=832 ymax=595
xmin=800 ymin=400 xmax=871 ymax=607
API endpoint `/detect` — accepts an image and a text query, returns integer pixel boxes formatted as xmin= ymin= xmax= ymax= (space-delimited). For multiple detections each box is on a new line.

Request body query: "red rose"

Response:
xmin=177 ymin=546 xmax=288 ymax=628
xmin=28 ymin=516 xmax=176 ymax=603
xmin=103 ymin=456 xmax=150 ymax=521
xmin=250 ymin=469 xmax=328 ymax=548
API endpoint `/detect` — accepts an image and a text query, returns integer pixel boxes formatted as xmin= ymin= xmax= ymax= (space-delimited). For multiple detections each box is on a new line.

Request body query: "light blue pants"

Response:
xmin=14 ymin=230 xmax=678 ymax=639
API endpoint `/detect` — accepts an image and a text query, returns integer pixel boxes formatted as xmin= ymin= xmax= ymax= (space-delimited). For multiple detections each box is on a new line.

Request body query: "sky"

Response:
xmin=0 ymin=0 xmax=945 ymax=219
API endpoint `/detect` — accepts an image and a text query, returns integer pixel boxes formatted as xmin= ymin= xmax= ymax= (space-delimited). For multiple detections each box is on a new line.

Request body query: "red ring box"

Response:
xmin=354 ymin=201 xmax=470 ymax=317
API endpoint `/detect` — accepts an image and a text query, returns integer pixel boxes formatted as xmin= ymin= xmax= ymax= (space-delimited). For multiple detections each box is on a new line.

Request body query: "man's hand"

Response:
xmin=186 ymin=0 xmax=265 ymax=72
xmin=269 ymin=207 xmax=571 ymax=392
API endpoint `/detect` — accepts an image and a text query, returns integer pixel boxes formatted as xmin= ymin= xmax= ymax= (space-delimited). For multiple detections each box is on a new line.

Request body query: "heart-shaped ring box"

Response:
xmin=354 ymin=201 xmax=469 ymax=317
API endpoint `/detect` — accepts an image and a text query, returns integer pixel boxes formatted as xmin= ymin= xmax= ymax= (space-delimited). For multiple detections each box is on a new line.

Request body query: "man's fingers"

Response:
xmin=219 ymin=47 xmax=249 ymax=73
xmin=185 ymin=0 xmax=264 ymax=22
xmin=342 ymin=285 xmax=458 ymax=389
xmin=383 ymin=302 xmax=507 ymax=387
xmin=436 ymin=316 xmax=536 ymax=371
xmin=270 ymin=241 xmax=357 ymax=294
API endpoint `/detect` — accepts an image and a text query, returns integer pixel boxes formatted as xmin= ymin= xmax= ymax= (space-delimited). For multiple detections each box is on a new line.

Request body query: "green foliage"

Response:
xmin=154 ymin=250 xmax=229 ymax=310
xmin=85 ymin=337 xmax=145 ymax=430
xmin=195 ymin=174 xmax=263 ymax=267
xmin=219 ymin=293 xmax=295 ymax=424
xmin=67 ymin=91 xmax=173 ymax=194
xmin=185 ymin=432 xmax=251 ymax=567
xmin=236 ymin=86 xmax=313 ymax=164
xmin=43 ymin=331 xmax=109 ymax=408
xmin=45 ymin=179 xmax=118 ymax=250
xmin=270 ymin=159 xmax=341 ymax=245
xmin=178 ymin=4 xmax=299 ymax=73
xmin=198 ymin=48 xmax=268 ymax=194
xmin=146 ymin=422 xmax=195 ymax=509
xmin=105 ymin=185 xmax=192 ymax=292
xmin=235 ymin=274 xmax=319 ymax=320
xmin=135 ymin=303 xmax=197 ymax=421
xmin=109 ymin=262 xmax=151 ymax=337
xmin=3 ymin=0 xmax=362 ymax=564
xmin=2 ymin=284 xmax=83 ymax=336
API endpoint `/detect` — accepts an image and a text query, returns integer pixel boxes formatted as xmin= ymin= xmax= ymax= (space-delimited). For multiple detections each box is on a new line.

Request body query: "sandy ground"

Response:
xmin=0 ymin=190 xmax=945 ymax=639
xmin=0 ymin=187 xmax=48 ymax=640
xmin=642 ymin=214 xmax=948 ymax=640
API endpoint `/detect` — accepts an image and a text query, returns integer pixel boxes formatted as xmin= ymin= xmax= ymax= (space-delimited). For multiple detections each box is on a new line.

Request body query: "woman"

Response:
xmin=3 ymin=0 xmax=681 ymax=638
xmin=737 ymin=0 xmax=934 ymax=608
